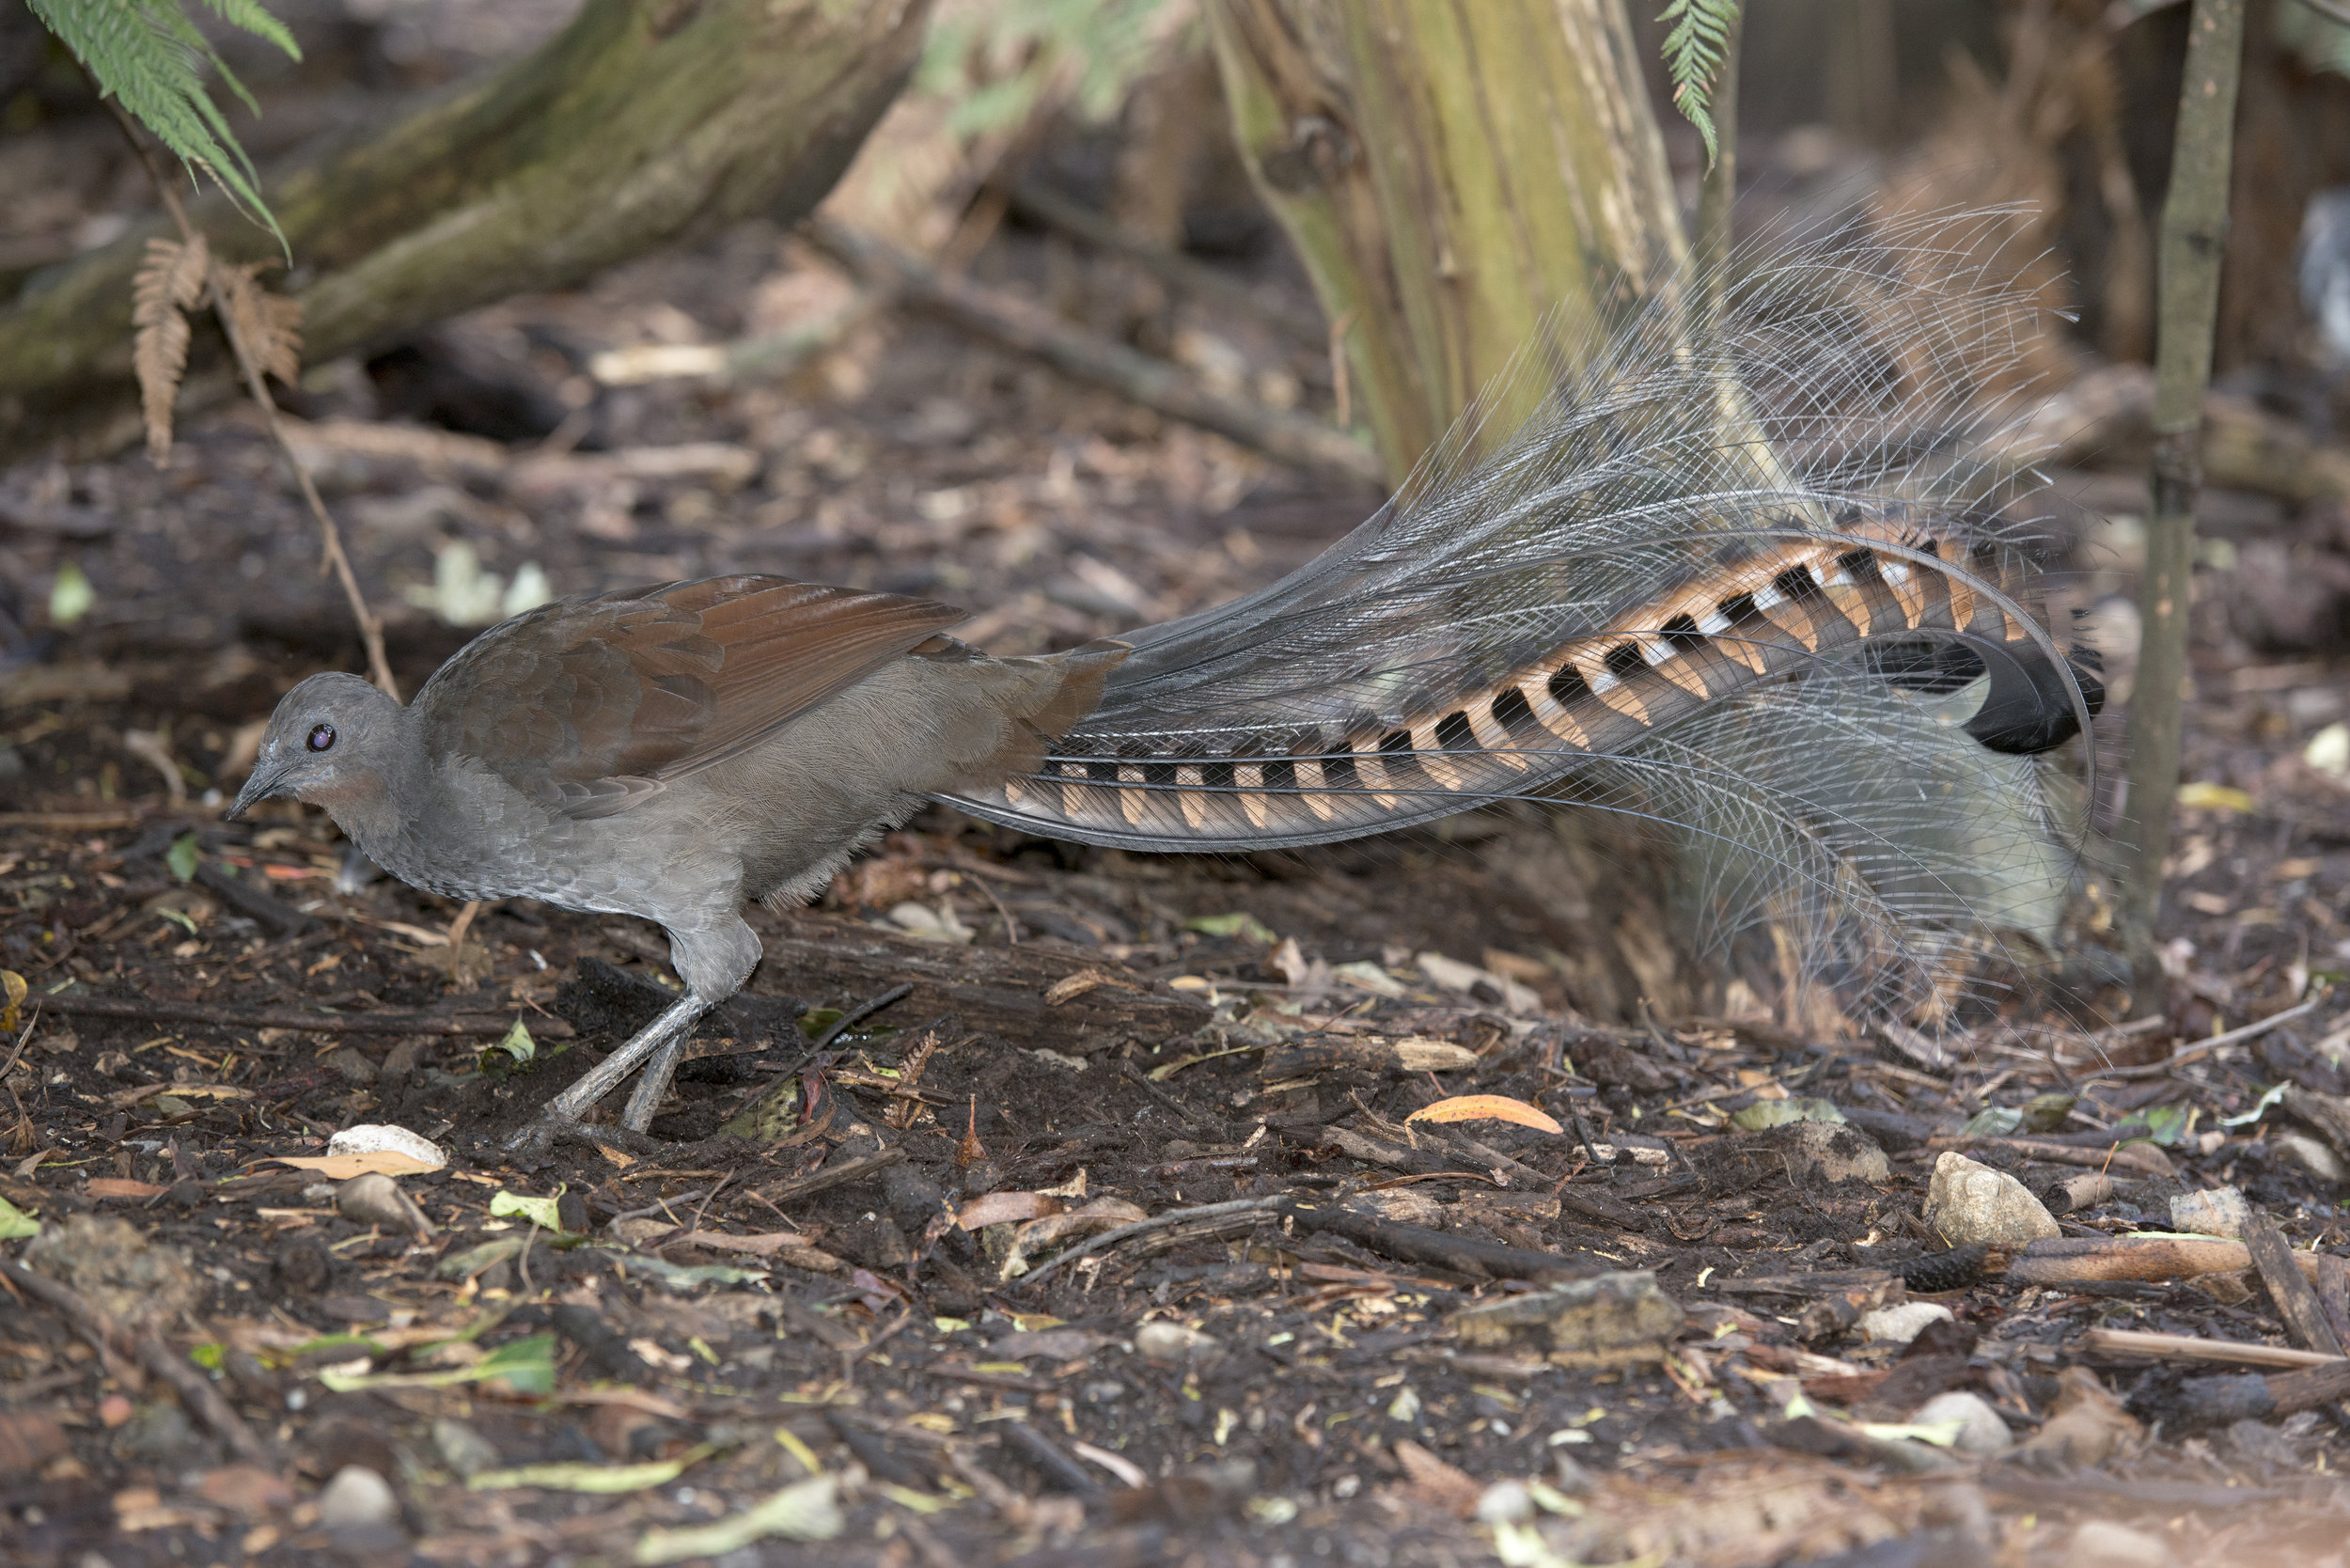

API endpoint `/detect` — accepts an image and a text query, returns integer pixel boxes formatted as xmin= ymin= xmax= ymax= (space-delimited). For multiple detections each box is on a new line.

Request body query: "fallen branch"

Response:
xmin=0 ymin=0 xmax=932 ymax=465
xmin=1277 ymin=1197 xmax=1602 ymax=1283
xmin=1 ymin=1257 xmax=269 ymax=1465
xmin=758 ymin=1147 xmax=907 ymax=1208
xmin=2076 ymin=1326 xmax=2342 ymax=1370
xmin=41 ymin=990 xmax=516 ymax=1036
xmin=995 ymin=178 xmax=1325 ymax=348
xmin=2071 ymin=995 xmax=2327 ymax=1082
xmin=1013 ymin=1196 xmax=1279 ymax=1288
xmin=808 ymin=217 xmax=1382 ymax=486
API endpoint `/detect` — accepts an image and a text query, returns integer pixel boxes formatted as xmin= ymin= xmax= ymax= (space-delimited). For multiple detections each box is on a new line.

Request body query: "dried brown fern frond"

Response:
xmin=211 ymin=260 xmax=305 ymax=385
xmin=132 ymin=234 xmax=209 ymax=464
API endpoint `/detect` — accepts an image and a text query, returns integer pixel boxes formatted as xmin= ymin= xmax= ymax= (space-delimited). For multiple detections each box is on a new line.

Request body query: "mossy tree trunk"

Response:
xmin=1203 ymin=0 xmax=1688 ymax=486
xmin=0 ymin=0 xmax=931 ymax=463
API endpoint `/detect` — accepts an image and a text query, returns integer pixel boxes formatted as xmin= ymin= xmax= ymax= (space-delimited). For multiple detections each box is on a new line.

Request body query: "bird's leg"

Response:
xmin=619 ymin=1027 xmax=697 ymax=1134
xmin=504 ymin=991 xmax=713 ymax=1152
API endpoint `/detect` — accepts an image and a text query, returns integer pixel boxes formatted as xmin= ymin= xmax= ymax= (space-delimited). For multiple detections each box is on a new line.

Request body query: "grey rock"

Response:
xmin=1923 ymin=1152 xmax=2060 ymax=1247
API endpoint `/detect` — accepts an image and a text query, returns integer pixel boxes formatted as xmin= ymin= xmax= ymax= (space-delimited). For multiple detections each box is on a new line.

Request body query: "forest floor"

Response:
xmin=9 ymin=20 xmax=2350 ymax=1568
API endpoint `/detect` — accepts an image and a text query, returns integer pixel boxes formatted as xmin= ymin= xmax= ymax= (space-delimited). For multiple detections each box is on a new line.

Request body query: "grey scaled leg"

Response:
xmin=504 ymin=992 xmax=713 ymax=1152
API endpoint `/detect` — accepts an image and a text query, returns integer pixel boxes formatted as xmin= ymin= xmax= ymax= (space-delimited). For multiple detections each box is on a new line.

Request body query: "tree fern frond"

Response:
xmin=1658 ymin=0 xmax=1741 ymax=165
xmin=25 ymin=0 xmax=300 ymax=248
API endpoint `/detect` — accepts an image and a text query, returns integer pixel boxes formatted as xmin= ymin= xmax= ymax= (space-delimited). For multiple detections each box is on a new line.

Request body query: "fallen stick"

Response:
xmin=1013 ymin=1196 xmax=1279 ymax=1289
xmin=2076 ymin=1326 xmax=2344 ymax=1369
xmin=1277 ymin=1197 xmax=1602 ymax=1283
xmin=40 ymin=991 xmax=517 ymax=1036
xmin=1 ymin=1258 xmax=269 ymax=1464
xmin=995 ymin=178 xmax=1326 ymax=348
xmin=2242 ymin=1209 xmax=2347 ymax=1356
xmin=2072 ymin=995 xmax=2327 ymax=1081
xmin=808 ymin=217 xmax=1383 ymax=486
xmin=758 ymin=1147 xmax=906 ymax=1208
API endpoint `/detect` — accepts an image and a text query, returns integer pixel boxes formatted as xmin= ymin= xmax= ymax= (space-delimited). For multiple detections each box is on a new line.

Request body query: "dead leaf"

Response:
xmin=85 ymin=1178 xmax=170 ymax=1200
xmin=210 ymin=260 xmax=304 ymax=384
xmin=0 ymin=1411 xmax=67 ymax=1473
xmin=956 ymin=1095 xmax=987 ymax=1168
xmin=1389 ymin=1439 xmax=1482 ymax=1517
xmin=131 ymin=236 xmax=209 ymax=464
xmin=1404 ymin=1094 xmax=1563 ymax=1135
xmin=2016 ymin=1366 xmax=2140 ymax=1468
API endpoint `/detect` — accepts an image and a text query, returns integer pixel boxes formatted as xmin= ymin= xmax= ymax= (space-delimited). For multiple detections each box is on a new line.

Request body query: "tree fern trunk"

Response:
xmin=1204 ymin=0 xmax=1688 ymax=484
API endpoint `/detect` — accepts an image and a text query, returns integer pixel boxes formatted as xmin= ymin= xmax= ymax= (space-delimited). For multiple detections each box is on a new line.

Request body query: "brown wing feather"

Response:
xmin=416 ymin=575 xmax=968 ymax=815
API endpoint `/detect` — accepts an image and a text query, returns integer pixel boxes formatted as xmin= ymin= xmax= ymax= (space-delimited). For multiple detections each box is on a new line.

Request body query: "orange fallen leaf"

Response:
xmin=957 ymin=1191 xmax=1062 ymax=1231
xmin=1403 ymin=1094 xmax=1562 ymax=1135
xmin=266 ymin=1152 xmax=439 ymax=1179
xmin=86 ymin=1178 xmax=170 ymax=1199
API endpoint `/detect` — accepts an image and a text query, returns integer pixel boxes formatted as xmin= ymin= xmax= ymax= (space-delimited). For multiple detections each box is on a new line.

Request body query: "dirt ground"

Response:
xmin=10 ymin=11 xmax=2350 ymax=1568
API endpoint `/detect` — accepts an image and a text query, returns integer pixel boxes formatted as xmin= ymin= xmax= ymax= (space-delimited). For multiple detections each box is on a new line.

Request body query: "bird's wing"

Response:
xmin=416 ymin=575 xmax=969 ymax=816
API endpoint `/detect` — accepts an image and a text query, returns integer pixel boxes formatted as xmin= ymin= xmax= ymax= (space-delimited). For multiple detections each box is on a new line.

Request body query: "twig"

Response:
xmin=2077 ymin=1326 xmax=2343 ymax=1371
xmin=812 ymin=982 xmax=914 ymax=1050
xmin=100 ymin=97 xmax=398 ymax=700
xmin=758 ymin=1147 xmax=906 ymax=1207
xmin=1 ymin=1258 xmax=269 ymax=1464
xmin=2074 ymin=994 xmax=2326 ymax=1081
xmin=808 ymin=217 xmax=1383 ymax=486
xmin=40 ymin=990 xmax=516 ymax=1035
xmin=1012 ymin=1196 xmax=1279 ymax=1288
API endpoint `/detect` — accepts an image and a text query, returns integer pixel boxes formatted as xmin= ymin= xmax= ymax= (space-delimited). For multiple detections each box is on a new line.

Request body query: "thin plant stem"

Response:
xmin=99 ymin=97 xmax=400 ymax=701
xmin=2119 ymin=0 xmax=2246 ymax=1011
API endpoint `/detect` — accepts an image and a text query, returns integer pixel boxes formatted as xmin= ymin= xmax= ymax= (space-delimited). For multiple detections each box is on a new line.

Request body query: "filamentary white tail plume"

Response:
xmin=944 ymin=206 xmax=2102 ymax=1031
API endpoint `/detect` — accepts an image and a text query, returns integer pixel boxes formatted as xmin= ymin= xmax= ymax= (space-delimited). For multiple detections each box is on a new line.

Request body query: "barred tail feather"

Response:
xmin=940 ymin=205 xmax=2102 ymax=1022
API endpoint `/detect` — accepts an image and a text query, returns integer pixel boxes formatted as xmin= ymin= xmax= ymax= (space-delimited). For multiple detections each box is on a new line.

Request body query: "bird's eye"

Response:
xmin=306 ymin=724 xmax=337 ymax=753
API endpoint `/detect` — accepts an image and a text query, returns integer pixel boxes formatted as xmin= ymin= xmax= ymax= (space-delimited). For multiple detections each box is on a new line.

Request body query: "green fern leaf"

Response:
xmin=26 ymin=0 xmax=301 ymax=248
xmin=1658 ymin=0 xmax=1740 ymax=165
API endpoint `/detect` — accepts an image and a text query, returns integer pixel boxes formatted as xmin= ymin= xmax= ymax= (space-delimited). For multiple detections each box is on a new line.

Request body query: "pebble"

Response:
xmin=1857 ymin=1302 xmax=1953 ymax=1345
xmin=1133 ymin=1321 xmax=1222 ymax=1367
xmin=1923 ymin=1152 xmax=2060 ymax=1247
xmin=1775 ymin=1120 xmax=1890 ymax=1185
xmin=2067 ymin=1519 xmax=2170 ymax=1567
xmin=1474 ymin=1480 xmax=1534 ymax=1525
xmin=2169 ymin=1185 xmax=2248 ymax=1239
xmin=336 ymin=1173 xmax=435 ymax=1237
xmin=317 ymin=1466 xmax=398 ymax=1529
xmin=1909 ymin=1391 xmax=2013 ymax=1456
xmin=2272 ymin=1133 xmax=2345 ymax=1184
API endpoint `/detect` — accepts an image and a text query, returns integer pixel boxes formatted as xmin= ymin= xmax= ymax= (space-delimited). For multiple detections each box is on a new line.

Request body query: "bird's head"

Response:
xmin=228 ymin=672 xmax=407 ymax=821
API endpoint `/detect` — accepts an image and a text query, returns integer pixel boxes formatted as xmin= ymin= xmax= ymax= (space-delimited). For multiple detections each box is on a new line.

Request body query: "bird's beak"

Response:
xmin=227 ymin=757 xmax=292 ymax=821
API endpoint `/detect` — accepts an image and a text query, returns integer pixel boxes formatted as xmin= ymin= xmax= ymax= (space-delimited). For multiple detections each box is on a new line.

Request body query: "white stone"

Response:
xmin=2068 ymin=1519 xmax=2171 ymax=1568
xmin=2169 ymin=1186 xmax=2248 ymax=1239
xmin=1858 ymin=1302 xmax=1954 ymax=1345
xmin=1910 ymin=1391 xmax=2013 ymax=1456
xmin=325 ymin=1123 xmax=446 ymax=1171
xmin=1923 ymin=1152 xmax=2060 ymax=1247
xmin=317 ymin=1466 xmax=398 ymax=1529
xmin=1133 ymin=1321 xmax=1221 ymax=1365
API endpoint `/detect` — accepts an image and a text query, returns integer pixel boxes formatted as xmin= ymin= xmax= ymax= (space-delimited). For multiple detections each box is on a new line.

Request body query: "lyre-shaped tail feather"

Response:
xmin=941 ymin=207 xmax=2098 ymax=1004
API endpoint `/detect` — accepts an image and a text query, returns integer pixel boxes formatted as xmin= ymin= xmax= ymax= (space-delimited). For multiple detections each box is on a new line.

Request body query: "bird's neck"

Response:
xmin=314 ymin=712 xmax=429 ymax=859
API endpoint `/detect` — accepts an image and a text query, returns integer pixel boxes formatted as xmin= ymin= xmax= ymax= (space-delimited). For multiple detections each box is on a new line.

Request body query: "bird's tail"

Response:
xmin=941 ymin=207 xmax=2102 ymax=1023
